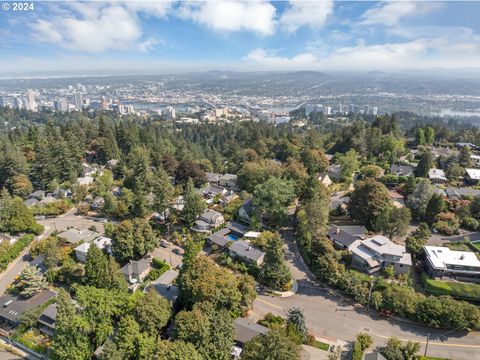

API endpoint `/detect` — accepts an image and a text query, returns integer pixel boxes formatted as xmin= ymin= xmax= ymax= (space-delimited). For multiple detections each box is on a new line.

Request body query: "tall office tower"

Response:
xmin=349 ymin=104 xmax=355 ymax=114
xmin=165 ymin=106 xmax=176 ymax=120
xmin=13 ymin=97 xmax=23 ymax=110
xmin=27 ymin=89 xmax=36 ymax=111
xmin=325 ymin=106 xmax=332 ymax=115
xmin=372 ymin=107 xmax=378 ymax=116
xmin=74 ymin=92 xmax=83 ymax=110
xmin=364 ymin=105 xmax=370 ymax=115
xmin=338 ymin=104 xmax=344 ymax=114
xmin=55 ymin=98 xmax=69 ymax=113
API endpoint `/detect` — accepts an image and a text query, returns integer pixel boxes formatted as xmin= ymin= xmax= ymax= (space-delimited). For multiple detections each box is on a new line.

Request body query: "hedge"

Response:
xmin=421 ymin=272 xmax=480 ymax=301
xmin=146 ymin=258 xmax=170 ymax=281
xmin=352 ymin=341 xmax=363 ymax=360
xmin=0 ymin=234 xmax=35 ymax=272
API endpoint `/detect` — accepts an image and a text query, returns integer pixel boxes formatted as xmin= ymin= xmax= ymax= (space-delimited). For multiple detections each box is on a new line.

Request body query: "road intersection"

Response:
xmin=252 ymin=228 xmax=480 ymax=360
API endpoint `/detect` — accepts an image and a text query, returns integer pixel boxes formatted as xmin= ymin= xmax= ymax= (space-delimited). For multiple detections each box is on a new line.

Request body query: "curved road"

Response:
xmin=253 ymin=229 xmax=480 ymax=360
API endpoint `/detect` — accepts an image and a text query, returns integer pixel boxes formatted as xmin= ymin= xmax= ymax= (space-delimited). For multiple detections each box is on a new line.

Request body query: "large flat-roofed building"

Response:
xmin=349 ymin=235 xmax=412 ymax=275
xmin=424 ymin=246 xmax=480 ymax=282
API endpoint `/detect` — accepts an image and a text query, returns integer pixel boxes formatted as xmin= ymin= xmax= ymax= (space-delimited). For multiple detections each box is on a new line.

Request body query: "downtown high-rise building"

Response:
xmin=27 ymin=89 xmax=36 ymax=111
xmin=74 ymin=92 xmax=83 ymax=110
xmin=55 ymin=98 xmax=69 ymax=113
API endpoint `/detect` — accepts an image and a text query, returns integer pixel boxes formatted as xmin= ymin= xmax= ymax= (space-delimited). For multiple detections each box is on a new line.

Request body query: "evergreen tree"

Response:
xmin=182 ymin=178 xmax=206 ymax=226
xmin=260 ymin=233 xmax=292 ymax=291
xmin=135 ymin=288 xmax=172 ymax=336
xmin=242 ymin=329 xmax=299 ymax=360
xmin=415 ymin=151 xmax=434 ymax=178
xmin=18 ymin=265 xmax=46 ymax=298
xmin=84 ymin=245 xmax=109 ymax=288
xmin=286 ymin=307 xmax=308 ymax=344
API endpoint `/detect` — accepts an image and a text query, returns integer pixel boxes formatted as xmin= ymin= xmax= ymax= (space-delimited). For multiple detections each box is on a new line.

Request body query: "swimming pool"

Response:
xmin=226 ymin=233 xmax=240 ymax=241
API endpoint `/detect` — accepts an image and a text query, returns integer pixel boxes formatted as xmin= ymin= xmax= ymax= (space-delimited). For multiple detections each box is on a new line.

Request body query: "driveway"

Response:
xmin=252 ymin=228 xmax=480 ymax=360
xmin=150 ymin=242 xmax=183 ymax=268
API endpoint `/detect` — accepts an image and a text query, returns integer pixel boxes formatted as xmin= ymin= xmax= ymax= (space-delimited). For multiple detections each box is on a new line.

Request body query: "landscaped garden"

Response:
xmin=421 ymin=272 xmax=480 ymax=301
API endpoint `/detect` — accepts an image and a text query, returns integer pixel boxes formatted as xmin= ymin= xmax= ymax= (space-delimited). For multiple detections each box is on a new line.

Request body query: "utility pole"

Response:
xmin=424 ymin=333 xmax=430 ymax=357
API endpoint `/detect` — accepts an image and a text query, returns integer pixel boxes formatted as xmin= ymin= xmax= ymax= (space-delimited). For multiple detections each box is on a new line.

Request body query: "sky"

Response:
xmin=1 ymin=0 xmax=480 ymax=75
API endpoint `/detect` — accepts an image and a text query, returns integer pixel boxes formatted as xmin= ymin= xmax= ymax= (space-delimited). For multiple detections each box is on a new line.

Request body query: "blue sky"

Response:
xmin=1 ymin=1 xmax=480 ymax=74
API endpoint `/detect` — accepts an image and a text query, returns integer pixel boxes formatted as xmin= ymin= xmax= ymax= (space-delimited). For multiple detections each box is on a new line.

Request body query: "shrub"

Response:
xmin=352 ymin=341 xmax=363 ymax=360
xmin=462 ymin=216 xmax=478 ymax=231
xmin=0 ymin=235 xmax=34 ymax=272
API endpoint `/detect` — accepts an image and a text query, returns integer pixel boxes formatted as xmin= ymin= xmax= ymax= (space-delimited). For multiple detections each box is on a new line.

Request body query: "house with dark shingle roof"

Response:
xmin=0 ymin=290 xmax=57 ymax=332
xmin=328 ymin=225 xmax=366 ymax=249
xmin=38 ymin=303 xmax=57 ymax=336
xmin=390 ymin=164 xmax=414 ymax=177
xmin=234 ymin=317 xmax=269 ymax=345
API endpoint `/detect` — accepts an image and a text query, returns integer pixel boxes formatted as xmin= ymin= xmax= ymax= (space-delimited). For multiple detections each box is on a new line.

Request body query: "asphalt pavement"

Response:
xmin=252 ymin=228 xmax=480 ymax=360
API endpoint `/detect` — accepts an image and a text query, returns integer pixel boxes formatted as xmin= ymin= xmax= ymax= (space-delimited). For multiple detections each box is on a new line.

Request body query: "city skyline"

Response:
xmin=1 ymin=1 xmax=480 ymax=75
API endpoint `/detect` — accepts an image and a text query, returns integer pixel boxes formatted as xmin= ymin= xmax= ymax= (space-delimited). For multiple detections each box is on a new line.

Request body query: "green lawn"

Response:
xmin=312 ymin=340 xmax=330 ymax=351
xmin=421 ymin=273 xmax=480 ymax=301
xmin=471 ymin=242 xmax=480 ymax=252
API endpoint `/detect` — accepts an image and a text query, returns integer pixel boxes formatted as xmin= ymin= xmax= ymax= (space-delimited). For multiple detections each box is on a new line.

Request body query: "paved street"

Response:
xmin=252 ymin=228 xmax=480 ymax=360
xmin=0 ymin=208 xmax=105 ymax=296
xmin=151 ymin=242 xmax=183 ymax=268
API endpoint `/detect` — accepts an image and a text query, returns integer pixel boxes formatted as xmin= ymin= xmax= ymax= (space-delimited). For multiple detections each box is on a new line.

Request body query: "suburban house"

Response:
xmin=327 ymin=225 xmax=366 ymax=249
xmin=28 ymin=190 xmax=45 ymax=201
xmin=317 ymin=172 xmax=332 ymax=187
xmin=228 ymin=240 xmax=265 ymax=266
xmin=348 ymin=235 xmax=412 ymax=275
xmin=74 ymin=236 xmax=112 ymax=263
xmin=193 ymin=210 xmax=225 ymax=233
xmin=465 ymin=168 xmax=480 ymax=184
xmin=327 ymin=163 xmax=342 ymax=182
xmin=238 ymin=199 xmax=256 ymax=224
xmin=456 ymin=142 xmax=480 ymax=151
xmin=471 ymin=154 xmax=480 ymax=167
xmin=148 ymin=269 xmax=179 ymax=303
xmin=77 ymin=175 xmax=94 ymax=186
xmin=195 ymin=185 xmax=230 ymax=205
xmin=58 ymin=228 xmax=99 ymax=245
xmin=234 ymin=317 xmax=269 ymax=345
xmin=106 ymin=159 xmax=119 ymax=169
xmin=431 ymin=147 xmax=458 ymax=158
xmin=0 ymin=290 xmax=57 ymax=333
xmin=218 ymin=174 xmax=238 ymax=190
xmin=91 ymin=196 xmax=105 ymax=210
xmin=423 ymin=246 xmax=480 ymax=282
xmin=52 ymin=188 xmax=72 ymax=199
xmin=445 ymin=187 xmax=480 ymax=200
xmin=121 ymin=256 xmax=152 ymax=290
xmin=207 ymin=221 xmax=248 ymax=248
xmin=81 ymin=162 xmax=97 ymax=177
xmin=428 ymin=168 xmax=447 ymax=184
xmin=390 ymin=164 xmax=414 ymax=177
xmin=206 ymin=172 xmax=221 ymax=186
xmin=38 ymin=303 xmax=57 ymax=336
xmin=364 ymin=352 xmax=387 ymax=360
xmin=389 ymin=190 xmax=406 ymax=208
xmin=23 ymin=198 xmax=39 ymax=207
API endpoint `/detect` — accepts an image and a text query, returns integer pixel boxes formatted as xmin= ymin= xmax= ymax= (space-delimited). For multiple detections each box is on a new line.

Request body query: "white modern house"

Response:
xmin=424 ymin=246 xmax=480 ymax=282
xmin=74 ymin=236 xmax=112 ymax=263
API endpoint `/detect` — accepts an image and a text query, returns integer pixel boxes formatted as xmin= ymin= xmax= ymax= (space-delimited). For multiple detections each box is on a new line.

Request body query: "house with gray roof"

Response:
xmin=428 ymin=168 xmax=447 ymax=183
xmin=349 ymin=235 xmax=412 ymax=275
xmin=193 ymin=209 xmax=225 ymax=233
xmin=238 ymin=199 xmax=256 ymax=224
xmin=390 ymin=164 xmax=414 ymax=177
xmin=121 ymin=256 xmax=152 ymax=291
xmin=445 ymin=187 xmax=480 ymax=200
xmin=38 ymin=303 xmax=57 ymax=336
xmin=328 ymin=225 xmax=366 ymax=249
xmin=234 ymin=317 xmax=269 ymax=344
xmin=206 ymin=172 xmax=221 ymax=185
xmin=0 ymin=290 xmax=57 ymax=332
xmin=218 ymin=174 xmax=238 ymax=190
xmin=58 ymin=228 xmax=99 ymax=244
xmin=228 ymin=240 xmax=265 ymax=266
xmin=148 ymin=269 xmax=179 ymax=303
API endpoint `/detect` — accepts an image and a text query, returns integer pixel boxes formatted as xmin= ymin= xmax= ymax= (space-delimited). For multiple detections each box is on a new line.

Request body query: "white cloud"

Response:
xmin=31 ymin=20 xmax=63 ymax=44
xmin=244 ymin=38 xmax=480 ymax=71
xmin=279 ymin=0 xmax=334 ymax=33
xmin=178 ymin=1 xmax=277 ymax=36
xmin=360 ymin=1 xmax=442 ymax=27
xmin=245 ymin=48 xmax=317 ymax=68
xmin=29 ymin=1 xmax=173 ymax=53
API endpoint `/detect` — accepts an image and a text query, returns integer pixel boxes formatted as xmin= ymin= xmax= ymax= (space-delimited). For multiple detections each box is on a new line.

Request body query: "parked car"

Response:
xmin=35 ymin=215 xmax=46 ymax=220
xmin=172 ymin=248 xmax=183 ymax=255
xmin=160 ymin=240 xmax=169 ymax=248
